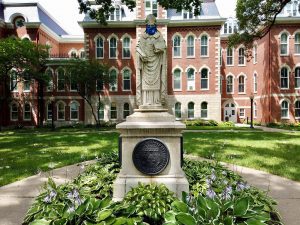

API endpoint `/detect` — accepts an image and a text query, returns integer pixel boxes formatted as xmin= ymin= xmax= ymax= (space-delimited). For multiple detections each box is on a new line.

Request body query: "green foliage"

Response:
xmin=184 ymin=119 xmax=218 ymax=127
xmin=218 ymin=121 xmax=235 ymax=127
xmin=266 ymin=122 xmax=300 ymax=131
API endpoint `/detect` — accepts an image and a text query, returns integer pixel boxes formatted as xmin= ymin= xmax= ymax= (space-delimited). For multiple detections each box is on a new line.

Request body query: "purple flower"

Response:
xmin=210 ymin=173 xmax=217 ymax=181
xmin=206 ymin=178 xmax=213 ymax=187
xmin=206 ymin=188 xmax=216 ymax=199
xmin=236 ymin=182 xmax=250 ymax=191
xmin=222 ymin=171 xmax=227 ymax=176
xmin=43 ymin=195 xmax=51 ymax=203
xmin=221 ymin=186 xmax=232 ymax=200
xmin=73 ymin=189 xmax=79 ymax=198
xmin=67 ymin=205 xmax=75 ymax=213
xmin=75 ymin=197 xmax=82 ymax=205
xmin=49 ymin=190 xmax=57 ymax=199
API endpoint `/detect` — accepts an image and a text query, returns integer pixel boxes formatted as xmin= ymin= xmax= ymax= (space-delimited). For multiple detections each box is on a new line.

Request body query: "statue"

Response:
xmin=136 ymin=14 xmax=167 ymax=109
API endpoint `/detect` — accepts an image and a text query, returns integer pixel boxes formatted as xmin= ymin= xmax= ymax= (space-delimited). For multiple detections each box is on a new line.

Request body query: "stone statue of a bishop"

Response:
xmin=136 ymin=14 xmax=167 ymax=109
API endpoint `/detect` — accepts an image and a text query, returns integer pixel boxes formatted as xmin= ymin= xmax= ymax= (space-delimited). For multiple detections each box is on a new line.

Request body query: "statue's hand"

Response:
xmin=141 ymin=56 xmax=148 ymax=62
xmin=154 ymin=48 xmax=163 ymax=53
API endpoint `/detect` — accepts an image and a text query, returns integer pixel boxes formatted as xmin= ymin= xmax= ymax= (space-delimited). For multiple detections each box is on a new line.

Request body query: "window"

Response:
xmin=239 ymin=108 xmax=245 ymax=118
xmin=200 ymin=35 xmax=208 ymax=56
xmin=238 ymin=75 xmax=245 ymax=93
xmin=70 ymin=51 xmax=77 ymax=58
xmin=122 ymin=37 xmax=131 ymax=58
xmin=187 ymin=68 xmax=195 ymax=91
xmin=10 ymin=71 xmax=18 ymax=92
xmin=280 ymin=67 xmax=289 ymax=89
xmin=280 ymin=33 xmax=288 ymax=55
xmin=226 ymin=48 xmax=233 ymax=65
xmin=253 ymin=45 xmax=258 ymax=63
xmin=23 ymin=103 xmax=31 ymax=120
xmin=295 ymin=100 xmax=300 ymax=118
xmin=187 ymin=35 xmax=195 ymax=57
xmin=46 ymin=69 xmax=53 ymax=92
xmin=183 ymin=10 xmax=194 ymax=19
xmin=295 ymin=67 xmax=300 ymax=88
xmin=96 ymin=79 xmax=104 ymax=91
xmin=123 ymin=103 xmax=130 ymax=119
xmin=201 ymin=102 xmax=208 ymax=118
xmin=145 ymin=0 xmax=158 ymax=17
xmin=254 ymin=102 xmax=258 ymax=118
xmin=109 ymin=69 xmax=118 ymax=91
xmin=57 ymin=68 xmax=65 ymax=91
xmin=15 ymin=17 xmax=25 ymax=28
xmin=70 ymin=75 xmax=78 ymax=91
xmin=70 ymin=102 xmax=79 ymax=120
xmin=188 ymin=102 xmax=195 ymax=119
xmin=281 ymin=101 xmax=289 ymax=118
xmin=57 ymin=102 xmax=65 ymax=120
xmin=295 ymin=33 xmax=300 ymax=54
xmin=110 ymin=6 xmax=121 ymax=21
xmin=238 ymin=47 xmax=245 ymax=65
xmin=96 ymin=36 xmax=104 ymax=58
xmin=226 ymin=75 xmax=233 ymax=93
xmin=110 ymin=102 xmax=117 ymax=119
xmin=11 ymin=103 xmax=18 ymax=121
xmin=80 ymin=50 xmax=85 ymax=59
xmin=173 ymin=69 xmax=181 ymax=90
xmin=23 ymin=72 xmax=30 ymax=92
xmin=200 ymin=68 xmax=209 ymax=90
xmin=47 ymin=103 xmax=52 ymax=121
xmin=174 ymin=102 xmax=181 ymax=119
xmin=123 ymin=69 xmax=131 ymax=91
xmin=109 ymin=37 xmax=117 ymax=58
xmin=98 ymin=102 xmax=104 ymax=120
xmin=173 ymin=35 xmax=181 ymax=57
xmin=253 ymin=73 xmax=258 ymax=93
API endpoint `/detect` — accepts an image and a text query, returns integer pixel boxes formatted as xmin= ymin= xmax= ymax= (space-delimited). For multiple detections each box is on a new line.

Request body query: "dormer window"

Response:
xmin=110 ymin=6 xmax=121 ymax=21
xmin=183 ymin=10 xmax=194 ymax=19
xmin=145 ymin=0 xmax=158 ymax=17
xmin=15 ymin=17 xmax=25 ymax=28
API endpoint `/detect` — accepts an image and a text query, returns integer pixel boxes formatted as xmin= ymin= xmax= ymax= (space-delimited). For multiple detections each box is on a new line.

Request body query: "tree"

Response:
xmin=78 ymin=0 xmax=292 ymax=47
xmin=66 ymin=59 xmax=111 ymax=127
xmin=0 ymin=38 xmax=49 ymax=129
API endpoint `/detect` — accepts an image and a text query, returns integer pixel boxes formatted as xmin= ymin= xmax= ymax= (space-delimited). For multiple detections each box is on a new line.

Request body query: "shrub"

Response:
xmin=218 ymin=121 xmax=235 ymax=127
xmin=184 ymin=119 xmax=219 ymax=127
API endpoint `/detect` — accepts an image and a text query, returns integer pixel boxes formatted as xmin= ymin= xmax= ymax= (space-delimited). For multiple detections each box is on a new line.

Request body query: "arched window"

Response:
xmin=70 ymin=51 xmax=77 ymax=58
xmin=280 ymin=67 xmax=289 ymax=89
xmin=253 ymin=73 xmax=258 ymax=93
xmin=295 ymin=100 xmax=300 ymax=118
xmin=70 ymin=74 xmax=78 ymax=91
xmin=226 ymin=47 xmax=233 ymax=65
xmin=23 ymin=103 xmax=31 ymax=120
xmin=173 ymin=35 xmax=181 ymax=57
xmin=145 ymin=0 xmax=158 ymax=17
xmin=10 ymin=103 xmax=18 ymax=121
xmin=238 ymin=75 xmax=245 ymax=93
xmin=201 ymin=102 xmax=208 ymax=118
xmin=96 ymin=79 xmax=104 ymax=91
xmin=23 ymin=71 xmax=31 ymax=92
xmin=110 ymin=6 xmax=121 ymax=21
xmin=10 ymin=70 xmax=18 ymax=92
xmin=175 ymin=102 xmax=181 ymax=119
xmin=80 ymin=50 xmax=85 ymax=59
xmin=295 ymin=33 xmax=300 ymax=54
xmin=254 ymin=102 xmax=258 ymax=118
xmin=173 ymin=69 xmax=182 ymax=90
xmin=110 ymin=102 xmax=117 ymax=119
xmin=188 ymin=102 xmax=195 ymax=119
xmin=70 ymin=102 xmax=79 ymax=120
xmin=122 ymin=37 xmax=131 ymax=58
xmin=238 ymin=47 xmax=245 ymax=65
xmin=187 ymin=35 xmax=195 ymax=57
xmin=295 ymin=67 xmax=300 ymax=88
xmin=57 ymin=68 xmax=65 ymax=91
xmin=109 ymin=69 xmax=118 ymax=92
xmin=57 ymin=102 xmax=65 ymax=120
xmin=109 ymin=37 xmax=117 ymax=58
xmin=123 ymin=103 xmax=130 ymax=119
xmin=253 ymin=44 xmax=258 ymax=63
xmin=280 ymin=33 xmax=288 ymax=55
xmin=96 ymin=36 xmax=104 ymax=58
xmin=123 ymin=69 xmax=131 ymax=91
xmin=226 ymin=75 xmax=233 ymax=93
xmin=15 ymin=17 xmax=25 ymax=28
xmin=98 ymin=102 xmax=104 ymax=120
xmin=46 ymin=102 xmax=52 ymax=121
xmin=281 ymin=100 xmax=289 ymax=118
xmin=200 ymin=35 xmax=208 ymax=56
xmin=46 ymin=69 xmax=53 ymax=92
xmin=200 ymin=68 xmax=209 ymax=90
xmin=187 ymin=68 xmax=195 ymax=91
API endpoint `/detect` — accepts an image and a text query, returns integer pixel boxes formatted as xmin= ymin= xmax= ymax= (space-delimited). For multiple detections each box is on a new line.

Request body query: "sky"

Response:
xmin=38 ymin=0 xmax=237 ymax=36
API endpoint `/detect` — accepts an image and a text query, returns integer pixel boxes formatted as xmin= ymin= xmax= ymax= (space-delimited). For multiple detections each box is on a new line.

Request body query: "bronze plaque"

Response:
xmin=132 ymin=138 xmax=170 ymax=175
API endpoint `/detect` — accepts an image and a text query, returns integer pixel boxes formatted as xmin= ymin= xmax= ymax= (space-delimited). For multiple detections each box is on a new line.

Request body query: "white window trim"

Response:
xmin=172 ymin=67 xmax=182 ymax=91
xmin=187 ymin=102 xmax=195 ymax=119
xmin=226 ymin=74 xmax=235 ymax=94
xmin=199 ymin=66 xmax=210 ymax=91
xmin=68 ymin=48 xmax=78 ymax=58
xmin=145 ymin=0 xmax=158 ymax=17
xmin=22 ymin=75 xmax=31 ymax=93
xmin=237 ymin=73 xmax=247 ymax=94
xmin=199 ymin=33 xmax=210 ymax=57
xmin=110 ymin=103 xmax=118 ymax=120
xmin=186 ymin=66 xmax=196 ymax=91
xmin=174 ymin=102 xmax=182 ymax=120
xmin=108 ymin=34 xmax=119 ymax=59
xmin=56 ymin=67 xmax=65 ymax=92
xmin=295 ymin=66 xmax=300 ymax=89
xmin=200 ymin=102 xmax=208 ymax=119
xmin=238 ymin=46 xmax=246 ymax=66
xmin=57 ymin=101 xmax=66 ymax=121
xmin=226 ymin=47 xmax=234 ymax=66
xmin=280 ymin=99 xmax=290 ymax=119
xmin=295 ymin=99 xmax=300 ymax=119
xmin=253 ymin=44 xmax=258 ymax=64
xmin=98 ymin=102 xmax=105 ymax=120
xmin=293 ymin=30 xmax=300 ymax=55
xmin=172 ymin=33 xmax=182 ymax=58
xmin=122 ymin=67 xmax=132 ymax=91
xmin=109 ymin=67 xmax=119 ymax=92
xmin=123 ymin=103 xmax=130 ymax=119
xmin=10 ymin=70 xmax=18 ymax=93
xmin=45 ymin=67 xmax=54 ymax=92
xmin=280 ymin=66 xmax=290 ymax=90
xmin=186 ymin=33 xmax=196 ymax=58
xmin=23 ymin=103 xmax=31 ymax=121
xmin=94 ymin=34 xmax=105 ymax=59
xmin=70 ymin=101 xmax=80 ymax=121
xmin=10 ymin=102 xmax=18 ymax=121
xmin=279 ymin=31 xmax=290 ymax=56
xmin=46 ymin=102 xmax=52 ymax=121
xmin=121 ymin=34 xmax=132 ymax=59
xmin=239 ymin=108 xmax=246 ymax=118
xmin=253 ymin=72 xmax=258 ymax=93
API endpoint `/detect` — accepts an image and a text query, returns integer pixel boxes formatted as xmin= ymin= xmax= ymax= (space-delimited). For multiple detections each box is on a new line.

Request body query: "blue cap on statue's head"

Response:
xmin=145 ymin=14 xmax=157 ymax=35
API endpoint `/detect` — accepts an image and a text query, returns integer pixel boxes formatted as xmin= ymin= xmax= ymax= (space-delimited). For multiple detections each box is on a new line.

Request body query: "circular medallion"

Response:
xmin=132 ymin=138 xmax=170 ymax=175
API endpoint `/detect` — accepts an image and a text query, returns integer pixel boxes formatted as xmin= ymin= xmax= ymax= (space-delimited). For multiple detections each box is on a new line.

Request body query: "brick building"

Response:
xmin=1 ymin=0 xmax=300 ymax=127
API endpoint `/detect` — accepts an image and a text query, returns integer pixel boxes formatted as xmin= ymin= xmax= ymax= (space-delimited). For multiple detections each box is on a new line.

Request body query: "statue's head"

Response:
xmin=145 ymin=14 xmax=157 ymax=35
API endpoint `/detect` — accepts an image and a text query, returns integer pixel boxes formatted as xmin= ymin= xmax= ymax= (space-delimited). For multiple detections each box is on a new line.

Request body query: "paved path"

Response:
xmin=0 ymin=159 xmax=299 ymax=225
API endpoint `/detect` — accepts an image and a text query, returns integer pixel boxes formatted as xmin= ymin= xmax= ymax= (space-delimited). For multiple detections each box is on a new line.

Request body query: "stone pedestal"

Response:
xmin=113 ymin=109 xmax=189 ymax=201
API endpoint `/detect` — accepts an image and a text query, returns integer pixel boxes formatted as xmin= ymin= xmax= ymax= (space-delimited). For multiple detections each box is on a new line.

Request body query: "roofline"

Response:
xmin=167 ymin=18 xmax=226 ymax=27
xmin=275 ymin=16 xmax=300 ymax=24
xmin=78 ymin=20 xmax=137 ymax=28
xmin=2 ymin=1 xmax=38 ymax=7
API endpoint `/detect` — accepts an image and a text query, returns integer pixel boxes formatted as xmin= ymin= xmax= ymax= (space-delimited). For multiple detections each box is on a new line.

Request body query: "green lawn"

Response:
xmin=0 ymin=129 xmax=299 ymax=186
xmin=184 ymin=131 xmax=300 ymax=181
xmin=186 ymin=126 xmax=262 ymax=131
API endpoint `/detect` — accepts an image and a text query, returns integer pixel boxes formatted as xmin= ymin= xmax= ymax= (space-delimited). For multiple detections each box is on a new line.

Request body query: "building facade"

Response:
xmin=1 ymin=0 xmax=300 ymax=127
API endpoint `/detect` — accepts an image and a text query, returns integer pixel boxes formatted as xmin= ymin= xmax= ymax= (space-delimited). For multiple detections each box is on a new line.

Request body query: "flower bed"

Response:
xmin=23 ymin=152 xmax=282 ymax=225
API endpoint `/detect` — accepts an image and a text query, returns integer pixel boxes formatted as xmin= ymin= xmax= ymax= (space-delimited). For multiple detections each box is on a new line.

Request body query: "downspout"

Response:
xmin=268 ymin=31 xmax=271 ymax=123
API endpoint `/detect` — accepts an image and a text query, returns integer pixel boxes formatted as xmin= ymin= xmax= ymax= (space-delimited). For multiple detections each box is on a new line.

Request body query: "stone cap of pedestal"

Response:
xmin=116 ymin=121 xmax=186 ymax=130
xmin=125 ymin=111 xmax=176 ymax=122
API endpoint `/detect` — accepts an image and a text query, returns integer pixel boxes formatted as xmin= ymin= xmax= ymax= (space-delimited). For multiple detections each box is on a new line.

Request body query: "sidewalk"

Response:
xmin=0 ymin=159 xmax=299 ymax=225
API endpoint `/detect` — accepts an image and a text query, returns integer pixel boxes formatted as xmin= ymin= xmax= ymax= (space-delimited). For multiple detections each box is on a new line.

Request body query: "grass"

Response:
xmin=184 ymin=131 xmax=300 ymax=181
xmin=0 ymin=128 xmax=300 ymax=186
xmin=186 ymin=126 xmax=262 ymax=131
